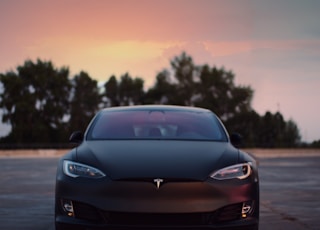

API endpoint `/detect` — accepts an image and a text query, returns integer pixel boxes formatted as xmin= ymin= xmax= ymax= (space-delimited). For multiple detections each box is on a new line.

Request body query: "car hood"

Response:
xmin=75 ymin=140 xmax=239 ymax=181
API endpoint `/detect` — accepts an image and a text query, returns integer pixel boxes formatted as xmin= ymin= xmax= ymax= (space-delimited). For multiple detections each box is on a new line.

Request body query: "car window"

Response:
xmin=87 ymin=110 xmax=228 ymax=141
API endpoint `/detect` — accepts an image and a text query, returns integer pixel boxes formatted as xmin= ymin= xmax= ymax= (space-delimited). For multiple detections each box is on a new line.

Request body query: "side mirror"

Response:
xmin=230 ymin=133 xmax=243 ymax=148
xmin=69 ymin=131 xmax=84 ymax=144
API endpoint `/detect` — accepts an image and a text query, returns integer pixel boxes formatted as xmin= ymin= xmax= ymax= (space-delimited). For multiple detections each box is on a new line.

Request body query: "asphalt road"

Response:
xmin=0 ymin=153 xmax=319 ymax=230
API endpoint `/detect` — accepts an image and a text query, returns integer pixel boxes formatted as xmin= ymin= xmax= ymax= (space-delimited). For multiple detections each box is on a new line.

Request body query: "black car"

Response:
xmin=55 ymin=105 xmax=259 ymax=230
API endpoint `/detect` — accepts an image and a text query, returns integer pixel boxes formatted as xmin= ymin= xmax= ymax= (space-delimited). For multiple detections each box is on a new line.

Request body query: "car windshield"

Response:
xmin=87 ymin=109 xmax=228 ymax=141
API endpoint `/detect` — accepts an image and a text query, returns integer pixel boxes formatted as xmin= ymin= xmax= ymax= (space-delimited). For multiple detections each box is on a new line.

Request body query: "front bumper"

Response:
xmin=56 ymin=214 xmax=258 ymax=230
xmin=55 ymin=174 xmax=259 ymax=229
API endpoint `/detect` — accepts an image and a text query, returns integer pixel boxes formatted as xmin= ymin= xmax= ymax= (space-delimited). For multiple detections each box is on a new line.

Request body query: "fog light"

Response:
xmin=241 ymin=201 xmax=254 ymax=218
xmin=61 ymin=199 xmax=74 ymax=217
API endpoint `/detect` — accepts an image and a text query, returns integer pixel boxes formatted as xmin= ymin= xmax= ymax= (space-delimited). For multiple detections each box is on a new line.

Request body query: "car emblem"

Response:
xmin=153 ymin=178 xmax=164 ymax=189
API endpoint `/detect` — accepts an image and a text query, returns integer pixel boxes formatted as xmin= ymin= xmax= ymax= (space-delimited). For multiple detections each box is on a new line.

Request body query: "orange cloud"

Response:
xmin=85 ymin=41 xmax=184 ymax=60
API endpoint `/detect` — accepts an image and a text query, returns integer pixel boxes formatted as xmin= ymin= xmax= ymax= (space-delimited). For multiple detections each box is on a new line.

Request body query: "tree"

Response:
xmin=255 ymin=112 xmax=301 ymax=148
xmin=104 ymin=73 xmax=145 ymax=106
xmin=0 ymin=54 xmax=302 ymax=148
xmin=104 ymin=75 xmax=119 ymax=107
xmin=146 ymin=52 xmax=300 ymax=147
xmin=0 ymin=59 xmax=71 ymax=143
xmin=311 ymin=139 xmax=320 ymax=148
xmin=225 ymin=110 xmax=261 ymax=147
xmin=195 ymin=64 xmax=253 ymax=121
xmin=169 ymin=52 xmax=198 ymax=105
xmin=69 ymin=71 xmax=101 ymax=133
xmin=147 ymin=53 xmax=254 ymax=121
xmin=145 ymin=70 xmax=175 ymax=104
xmin=283 ymin=119 xmax=301 ymax=147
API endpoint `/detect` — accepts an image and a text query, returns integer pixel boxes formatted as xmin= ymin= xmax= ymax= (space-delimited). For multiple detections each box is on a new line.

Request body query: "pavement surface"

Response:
xmin=0 ymin=149 xmax=319 ymax=230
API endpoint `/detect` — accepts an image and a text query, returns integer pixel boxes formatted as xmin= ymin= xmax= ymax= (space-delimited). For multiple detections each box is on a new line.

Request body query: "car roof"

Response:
xmin=100 ymin=105 xmax=212 ymax=113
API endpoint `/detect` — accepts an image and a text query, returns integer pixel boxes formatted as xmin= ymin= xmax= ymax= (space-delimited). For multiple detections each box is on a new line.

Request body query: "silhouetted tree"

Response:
xmin=145 ymin=70 xmax=175 ymax=104
xmin=283 ymin=119 xmax=301 ymax=147
xmin=145 ymin=52 xmax=300 ymax=147
xmin=69 ymin=71 xmax=101 ymax=133
xmin=0 ymin=54 xmax=302 ymax=147
xmin=104 ymin=75 xmax=119 ymax=107
xmin=147 ymin=53 xmax=253 ymax=121
xmin=0 ymin=59 xmax=71 ymax=143
xmin=119 ymin=73 xmax=144 ymax=105
xmin=225 ymin=110 xmax=261 ymax=147
xmin=254 ymin=112 xmax=301 ymax=148
xmin=105 ymin=73 xmax=144 ymax=106
xmin=195 ymin=64 xmax=253 ymax=121
xmin=169 ymin=52 xmax=198 ymax=105
xmin=311 ymin=139 xmax=320 ymax=148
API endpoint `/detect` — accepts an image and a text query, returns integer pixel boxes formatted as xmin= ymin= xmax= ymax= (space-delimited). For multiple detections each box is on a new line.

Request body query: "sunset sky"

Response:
xmin=1 ymin=0 xmax=319 ymax=142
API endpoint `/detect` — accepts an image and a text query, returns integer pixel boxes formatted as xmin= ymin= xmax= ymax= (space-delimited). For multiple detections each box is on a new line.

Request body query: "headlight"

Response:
xmin=63 ymin=160 xmax=106 ymax=178
xmin=210 ymin=163 xmax=252 ymax=180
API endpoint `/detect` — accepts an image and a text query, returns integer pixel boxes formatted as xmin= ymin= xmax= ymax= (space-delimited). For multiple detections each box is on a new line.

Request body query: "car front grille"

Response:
xmin=106 ymin=212 xmax=212 ymax=225
xmin=71 ymin=201 xmax=245 ymax=225
xmin=214 ymin=203 xmax=243 ymax=222
xmin=73 ymin=202 xmax=104 ymax=222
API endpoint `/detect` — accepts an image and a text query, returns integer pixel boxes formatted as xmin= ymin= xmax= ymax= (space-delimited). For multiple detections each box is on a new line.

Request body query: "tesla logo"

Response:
xmin=153 ymin=178 xmax=164 ymax=189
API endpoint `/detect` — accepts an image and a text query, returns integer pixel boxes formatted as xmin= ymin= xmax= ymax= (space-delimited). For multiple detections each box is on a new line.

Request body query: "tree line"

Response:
xmin=0 ymin=52 xmax=304 ymax=148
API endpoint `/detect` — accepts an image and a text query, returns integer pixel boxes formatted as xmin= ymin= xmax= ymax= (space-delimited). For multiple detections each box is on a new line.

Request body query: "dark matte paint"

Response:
xmin=55 ymin=106 xmax=259 ymax=230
